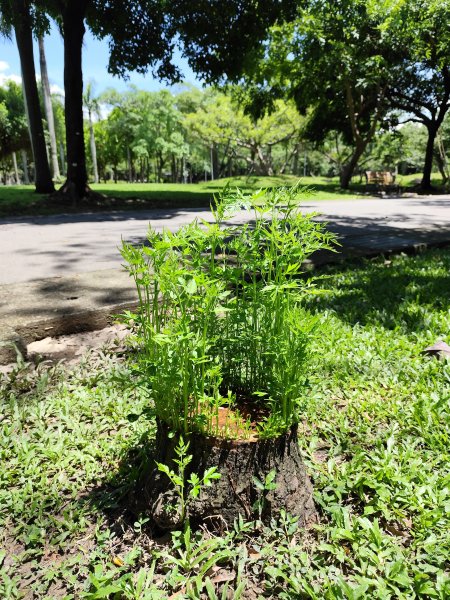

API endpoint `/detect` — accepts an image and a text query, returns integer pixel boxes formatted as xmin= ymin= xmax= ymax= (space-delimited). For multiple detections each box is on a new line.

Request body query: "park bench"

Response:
xmin=365 ymin=170 xmax=400 ymax=195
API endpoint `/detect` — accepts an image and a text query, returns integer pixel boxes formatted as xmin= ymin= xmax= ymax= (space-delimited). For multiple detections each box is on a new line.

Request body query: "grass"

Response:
xmin=1 ymin=172 xmax=447 ymax=219
xmin=1 ymin=248 xmax=449 ymax=598
xmin=0 ymin=172 xmax=447 ymax=219
xmin=0 ymin=172 xmax=433 ymax=218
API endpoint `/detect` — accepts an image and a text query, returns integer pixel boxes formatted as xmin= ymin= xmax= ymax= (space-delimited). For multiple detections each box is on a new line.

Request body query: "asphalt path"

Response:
xmin=1 ymin=195 xmax=449 ymax=285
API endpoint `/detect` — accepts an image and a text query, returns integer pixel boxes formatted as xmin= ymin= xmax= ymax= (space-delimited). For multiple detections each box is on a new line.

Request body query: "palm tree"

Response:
xmin=38 ymin=34 xmax=60 ymax=180
xmin=0 ymin=0 xmax=54 ymax=193
xmin=83 ymin=81 xmax=100 ymax=184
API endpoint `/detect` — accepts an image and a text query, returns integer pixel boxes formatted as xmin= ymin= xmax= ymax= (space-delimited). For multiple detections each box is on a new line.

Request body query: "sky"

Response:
xmin=0 ymin=21 xmax=201 ymax=95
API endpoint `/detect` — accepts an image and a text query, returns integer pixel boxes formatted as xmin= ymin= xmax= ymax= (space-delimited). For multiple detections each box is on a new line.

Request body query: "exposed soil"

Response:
xmin=210 ymin=399 xmax=270 ymax=441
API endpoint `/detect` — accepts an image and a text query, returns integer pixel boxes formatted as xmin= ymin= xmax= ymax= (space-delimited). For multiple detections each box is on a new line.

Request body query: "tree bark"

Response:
xmin=60 ymin=1 xmax=89 ymax=199
xmin=38 ymin=36 xmax=60 ymax=180
xmin=421 ymin=124 xmax=438 ymax=191
xmin=59 ymin=142 xmax=66 ymax=176
xmin=11 ymin=152 xmax=20 ymax=184
xmin=14 ymin=1 xmax=54 ymax=194
xmin=133 ymin=420 xmax=317 ymax=532
xmin=127 ymin=147 xmax=132 ymax=182
xmin=340 ymin=143 xmax=365 ymax=189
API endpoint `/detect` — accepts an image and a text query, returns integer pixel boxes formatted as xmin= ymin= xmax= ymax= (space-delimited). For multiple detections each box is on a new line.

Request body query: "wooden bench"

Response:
xmin=365 ymin=171 xmax=400 ymax=195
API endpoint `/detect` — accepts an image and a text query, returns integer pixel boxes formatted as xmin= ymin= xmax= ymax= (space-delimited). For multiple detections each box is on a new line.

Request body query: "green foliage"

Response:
xmin=122 ymin=185 xmax=336 ymax=437
xmin=0 ymin=80 xmax=29 ymax=159
xmin=238 ymin=0 xmax=396 ymax=186
xmin=252 ymin=469 xmax=277 ymax=520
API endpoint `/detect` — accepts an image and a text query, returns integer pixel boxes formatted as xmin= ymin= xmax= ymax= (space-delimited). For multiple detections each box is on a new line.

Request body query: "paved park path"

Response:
xmin=1 ymin=194 xmax=449 ymax=362
xmin=1 ymin=195 xmax=449 ymax=283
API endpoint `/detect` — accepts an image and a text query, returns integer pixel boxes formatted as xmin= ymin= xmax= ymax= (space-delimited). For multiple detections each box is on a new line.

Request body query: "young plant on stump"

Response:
xmin=122 ymin=185 xmax=336 ymax=530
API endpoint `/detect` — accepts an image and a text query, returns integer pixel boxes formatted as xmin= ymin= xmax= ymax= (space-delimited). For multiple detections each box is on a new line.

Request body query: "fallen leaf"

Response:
xmin=112 ymin=556 xmax=124 ymax=567
xmin=211 ymin=570 xmax=236 ymax=584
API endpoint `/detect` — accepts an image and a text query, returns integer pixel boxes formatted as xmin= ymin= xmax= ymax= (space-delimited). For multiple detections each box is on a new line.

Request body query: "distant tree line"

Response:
xmin=1 ymin=79 xmax=447 ymax=187
xmin=0 ymin=0 xmax=449 ymax=195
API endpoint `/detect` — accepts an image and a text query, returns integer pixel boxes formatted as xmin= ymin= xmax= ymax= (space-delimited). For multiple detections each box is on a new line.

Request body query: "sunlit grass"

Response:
xmin=0 ymin=171 xmax=446 ymax=219
xmin=0 ymin=172 xmax=422 ymax=218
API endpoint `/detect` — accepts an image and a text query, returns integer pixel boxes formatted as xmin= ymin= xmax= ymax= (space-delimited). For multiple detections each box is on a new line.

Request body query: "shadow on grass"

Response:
xmin=79 ymin=423 xmax=158 ymax=535
xmin=304 ymin=249 xmax=450 ymax=333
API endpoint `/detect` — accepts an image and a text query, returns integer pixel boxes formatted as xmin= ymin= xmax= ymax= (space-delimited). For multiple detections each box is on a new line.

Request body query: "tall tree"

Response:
xmin=33 ymin=0 xmax=179 ymax=199
xmin=0 ymin=0 xmax=54 ymax=192
xmin=32 ymin=0 xmax=295 ymax=199
xmin=234 ymin=1 xmax=395 ymax=188
xmin=381 ymin=0 xmax=450 ymax=190
xmin=83 ymin=80 xmax=100 ymax=184
xmin=185 ymin=91 xmax=301 ymax=176
xmin=38 ymin=34 xmax=60 ymax=179
xmin=0 ymin=80 xmax=30 ymax=160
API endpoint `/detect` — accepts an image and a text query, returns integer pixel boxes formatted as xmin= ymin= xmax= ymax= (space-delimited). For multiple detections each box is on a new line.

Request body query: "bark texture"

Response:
xmin=134 ymin=420 xmax=317 ymax=531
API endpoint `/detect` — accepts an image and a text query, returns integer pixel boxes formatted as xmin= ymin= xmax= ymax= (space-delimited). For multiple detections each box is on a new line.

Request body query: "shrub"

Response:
xmin=121 ymin=185 xmax=336 ymax=438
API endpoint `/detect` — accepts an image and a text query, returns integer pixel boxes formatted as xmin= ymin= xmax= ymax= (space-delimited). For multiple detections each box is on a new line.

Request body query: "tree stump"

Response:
xmin=134 ymin=420 xmax=317 ymax=531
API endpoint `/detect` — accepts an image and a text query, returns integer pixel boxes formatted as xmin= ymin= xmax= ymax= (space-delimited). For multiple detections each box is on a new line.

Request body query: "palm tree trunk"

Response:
xmin=12 ymin=152 xmax=19 ymax=184
xmin=38 ymin=36 xmax=61 ymax=180
xmin=88 ymin=112 xmax=99 ymax=184
xmin=21 ymin=150 xmax=30 ymax=184
xmin=14 ymin=0 xmax=54 ymax=194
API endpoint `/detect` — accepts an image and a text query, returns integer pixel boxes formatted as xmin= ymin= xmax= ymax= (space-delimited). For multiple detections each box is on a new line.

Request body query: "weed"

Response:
xmin=122 ymin=185 xmax=336 ymax=438
xmin=156 ymin=437 xmax=221 ymax=525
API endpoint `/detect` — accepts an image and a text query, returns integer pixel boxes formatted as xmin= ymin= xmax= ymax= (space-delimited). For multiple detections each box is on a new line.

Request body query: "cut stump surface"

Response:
xmin=134 ymin=420 xmax=317 ymax=531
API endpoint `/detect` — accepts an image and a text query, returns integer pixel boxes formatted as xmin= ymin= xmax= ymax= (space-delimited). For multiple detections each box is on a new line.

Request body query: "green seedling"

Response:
xmin=156 ymin=436 xmax=221 ymax=525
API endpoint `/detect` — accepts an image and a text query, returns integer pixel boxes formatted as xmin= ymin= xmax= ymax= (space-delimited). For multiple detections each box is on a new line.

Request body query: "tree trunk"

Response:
xmin=60 ymin=1 xmax=89 ymax=200
xmin=21 ymin=150 xmax=30 ymax=184
xmin=421 ymin=124 xmax=438 ymax=191
xmin=38 ymin=36 xmax=60 ymax=181
xmin=435 ymin=130 xmax=449 ymax=184
xmin=14 ymin=1 xmax=54 ymax=194
xmin=339 ymin=143 xmax=365 ymax=189
xmin=11 ymin=152 xmax=20 ymax=184
xmin=127 ymin=147 xmax=132 ymax=182
xmin=88 ymin=111 xmax=99 ymax=184
xmin=59 ymin=142 xmax=66 ymax=176
xmin=133 ymin=420 xmax=317 ymax=532
xmin=212 ymin=143 xmax=219 ymax=180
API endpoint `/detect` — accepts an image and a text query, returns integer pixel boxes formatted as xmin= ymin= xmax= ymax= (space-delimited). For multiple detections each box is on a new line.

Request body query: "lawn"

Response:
xmin=0 ymin=176 xmax=358 ymax=218
xmin=0 ymin=173 xmax=432 ymax=218
xmin=1 ymin=248 xmax=449 ymax=598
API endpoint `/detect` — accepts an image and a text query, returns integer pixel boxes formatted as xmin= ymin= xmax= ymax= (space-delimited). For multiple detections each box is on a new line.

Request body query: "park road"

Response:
xmin=0 ymin=195 xmax=450 ymax=285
